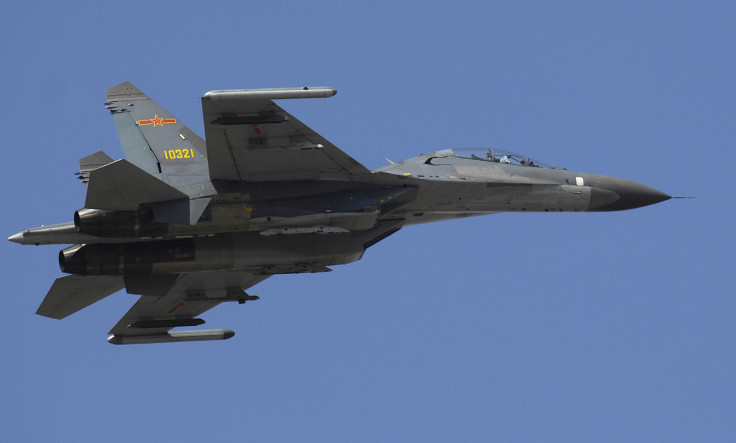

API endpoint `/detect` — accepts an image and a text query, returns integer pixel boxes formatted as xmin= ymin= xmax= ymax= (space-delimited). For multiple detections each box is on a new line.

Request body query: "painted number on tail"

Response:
xmin=164 ymin=149 xmax=195 ymax=160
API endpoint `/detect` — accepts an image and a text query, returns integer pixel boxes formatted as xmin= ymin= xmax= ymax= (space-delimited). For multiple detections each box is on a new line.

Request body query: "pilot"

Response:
xmin=500 ymin=155 xmax=510 ymax=164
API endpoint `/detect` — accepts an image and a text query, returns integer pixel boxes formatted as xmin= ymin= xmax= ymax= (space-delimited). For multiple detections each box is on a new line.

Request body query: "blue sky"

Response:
xmin=1 ymin=1 xmax=733 ymax=441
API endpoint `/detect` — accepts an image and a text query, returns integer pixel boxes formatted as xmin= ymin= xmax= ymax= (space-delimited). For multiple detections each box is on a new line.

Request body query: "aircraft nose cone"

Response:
xmin=590 ymin=176 xmax=671 ymax=211
xmin=8 ymin=231 xmax=24 ymax=244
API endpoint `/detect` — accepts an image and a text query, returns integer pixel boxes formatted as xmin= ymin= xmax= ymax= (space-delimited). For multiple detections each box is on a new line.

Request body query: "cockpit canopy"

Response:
xmin=430 ymin=148 xmax=561 ymax=169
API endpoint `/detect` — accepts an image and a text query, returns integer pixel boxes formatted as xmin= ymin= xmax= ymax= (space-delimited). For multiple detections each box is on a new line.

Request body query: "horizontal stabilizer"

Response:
xmin=85 ymin=159 xmax=187 ymax=210
xmin=37 ymin=275 xmax=124 ymax=319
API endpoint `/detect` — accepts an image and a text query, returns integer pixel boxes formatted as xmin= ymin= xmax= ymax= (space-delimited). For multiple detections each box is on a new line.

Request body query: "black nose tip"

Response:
xmin=622 ymin=187 xmax=671 ymax=210
xmin=590 ymin=176 xmax=671 ymax=211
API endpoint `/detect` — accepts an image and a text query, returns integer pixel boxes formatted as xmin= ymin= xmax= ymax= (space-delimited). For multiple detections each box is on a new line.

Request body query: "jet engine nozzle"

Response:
xmin=59 ymin=244 xmax=86 ymax=274
xmin=58 ymin=243 xmax=128 ymax=275
xmin=75 ymin=208 xmax=149 ymax=237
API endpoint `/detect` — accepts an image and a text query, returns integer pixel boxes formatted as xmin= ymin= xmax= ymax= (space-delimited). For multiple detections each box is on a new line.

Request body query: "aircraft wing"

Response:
xmin=107 ymin=271 xmax=270 ymax=344
xmin=201 ymin=87 xmax=371 ymax=181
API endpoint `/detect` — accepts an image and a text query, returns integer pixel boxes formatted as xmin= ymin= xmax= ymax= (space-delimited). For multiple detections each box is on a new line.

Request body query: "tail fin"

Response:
xmin=104 ymin=82 xmax=209 ymax=184
xmin=76 ymin=151 xmax=114 ymax=186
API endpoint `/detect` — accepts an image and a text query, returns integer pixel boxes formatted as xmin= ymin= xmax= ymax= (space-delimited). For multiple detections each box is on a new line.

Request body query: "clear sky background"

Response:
xmin=1 ymin=1 xmax=733 ymax=441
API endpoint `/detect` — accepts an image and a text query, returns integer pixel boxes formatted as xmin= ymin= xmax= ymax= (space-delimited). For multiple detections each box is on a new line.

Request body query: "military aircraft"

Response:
xmin=8 ymin=82 xmax=671 ymax=344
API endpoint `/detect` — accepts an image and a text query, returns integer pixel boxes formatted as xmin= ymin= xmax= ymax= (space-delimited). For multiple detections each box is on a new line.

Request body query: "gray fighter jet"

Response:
xmin=9 ymin=82 xmax=671 ymax=344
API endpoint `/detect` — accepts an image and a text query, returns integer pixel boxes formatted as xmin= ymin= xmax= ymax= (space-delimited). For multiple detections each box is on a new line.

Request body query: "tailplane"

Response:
xmin=83 ymin=158 xmax=210 ymax=224
xmin=84 ymin=159 xmax=187 ymax=209
xmin=37 ymin=275 xmax=124 ymax=319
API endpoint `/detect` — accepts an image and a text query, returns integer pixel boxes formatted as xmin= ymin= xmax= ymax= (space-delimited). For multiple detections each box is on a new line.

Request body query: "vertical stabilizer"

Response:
xmin=104 ymin=82 xmax=209 ymax=190
xmin=77 ymin=151 xmax=114 ymax=186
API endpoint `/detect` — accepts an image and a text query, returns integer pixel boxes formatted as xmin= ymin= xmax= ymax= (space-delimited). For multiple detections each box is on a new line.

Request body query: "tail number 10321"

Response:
xmin=164 ymin=149 xmax=195 ymax=160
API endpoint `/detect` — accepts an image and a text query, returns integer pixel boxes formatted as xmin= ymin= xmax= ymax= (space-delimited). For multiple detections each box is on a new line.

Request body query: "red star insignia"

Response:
xmin=151 ymin=115 xmax=163 ymax=126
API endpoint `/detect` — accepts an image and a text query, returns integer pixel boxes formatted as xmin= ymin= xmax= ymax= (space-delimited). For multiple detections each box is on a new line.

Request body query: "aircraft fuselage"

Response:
xmin=10 ymin=151 xmax=669 ymax=249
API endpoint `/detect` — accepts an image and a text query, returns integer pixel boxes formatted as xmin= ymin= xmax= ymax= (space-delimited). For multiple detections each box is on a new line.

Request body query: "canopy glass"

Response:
xmin=431 ymin=148 xmax=560 ymax=169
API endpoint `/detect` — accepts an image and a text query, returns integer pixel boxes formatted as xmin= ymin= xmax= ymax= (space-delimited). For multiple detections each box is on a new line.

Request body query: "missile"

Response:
xmin=8 ymin=222 xmax=85 ymax=245
xmin=203 ymin=86 xmax=336 ymax=101
xmin=107 ymin=328 xmax=235 ymax=345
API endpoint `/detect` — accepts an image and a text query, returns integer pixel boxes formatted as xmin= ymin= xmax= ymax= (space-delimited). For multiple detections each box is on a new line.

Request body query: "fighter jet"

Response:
xmin=8 ymin=82 xmax=671 ymax=344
